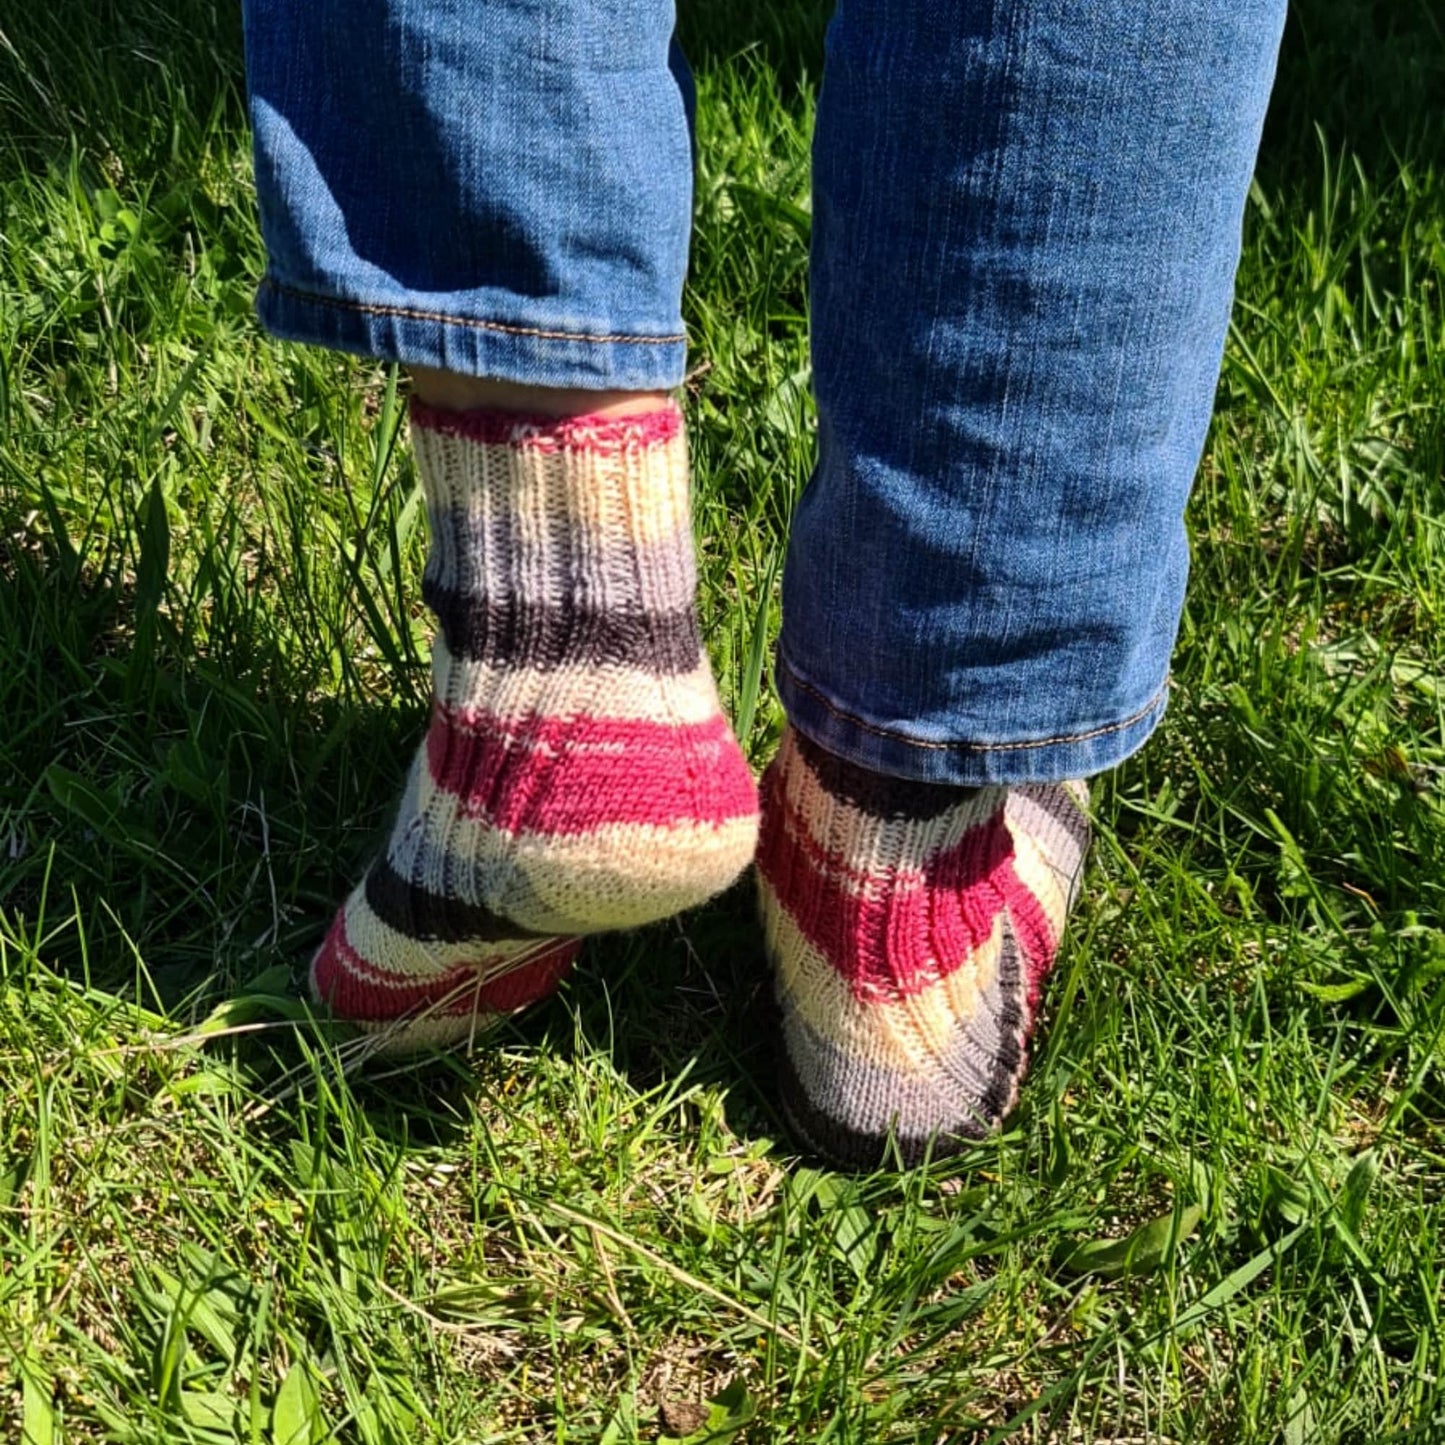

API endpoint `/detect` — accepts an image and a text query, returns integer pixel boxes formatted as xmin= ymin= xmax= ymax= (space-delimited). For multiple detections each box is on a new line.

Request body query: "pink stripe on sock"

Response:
xmin=312 ymin=912 xmax=578 ymax=1022
xmin=424 ymin=704 xmax=758 ymax=834
xmin=410 ymin=399 xmax=682 ymax=453
xmin=757 ymin=776 xmax=1015 ymax=1005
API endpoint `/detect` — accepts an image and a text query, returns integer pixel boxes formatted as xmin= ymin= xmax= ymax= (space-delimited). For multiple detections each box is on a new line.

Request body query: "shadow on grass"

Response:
xmin=1259 ymin=0 xmax=1445 ymax=182
xmin=3 ymin=511 xmax=784 ymax=1148
xmin=0 ymin=523 xmax=413 ymax=999
xmin=332 ymin=890 xmax=778 ymax=1145
xmin=0 ymin=0 xmax=246 ymax=179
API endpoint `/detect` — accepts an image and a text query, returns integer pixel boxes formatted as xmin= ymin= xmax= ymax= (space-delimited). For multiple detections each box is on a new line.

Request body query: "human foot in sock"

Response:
xmin=311 ymin=400 xmax=760 ymax=1050
xmin=756 ymin=726 xmax=1089 ymax=1168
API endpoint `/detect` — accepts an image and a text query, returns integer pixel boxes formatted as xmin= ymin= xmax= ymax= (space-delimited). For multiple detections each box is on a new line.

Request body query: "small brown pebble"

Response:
xmin=659 ymin=1398 xmax=708 ymax=1435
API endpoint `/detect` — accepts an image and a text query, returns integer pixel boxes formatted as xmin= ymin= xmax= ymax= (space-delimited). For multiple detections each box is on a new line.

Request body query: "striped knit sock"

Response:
xmin=311 ymin=400 xmax=760 ymax=1050
xmin=756 ymin=726 xmax=1089 ymax=1169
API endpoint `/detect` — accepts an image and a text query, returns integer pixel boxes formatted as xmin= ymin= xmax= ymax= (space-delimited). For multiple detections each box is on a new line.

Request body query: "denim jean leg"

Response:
xmin=778 ymin=0 xmax=1287 ymax=785
xmin=242 ymin=0 xmax=693 ymax=390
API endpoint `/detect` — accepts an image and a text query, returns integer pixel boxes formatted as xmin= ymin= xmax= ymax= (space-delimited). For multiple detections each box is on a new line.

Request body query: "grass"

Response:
xmin=1 ymin=0 xmax=1443 ymax=1439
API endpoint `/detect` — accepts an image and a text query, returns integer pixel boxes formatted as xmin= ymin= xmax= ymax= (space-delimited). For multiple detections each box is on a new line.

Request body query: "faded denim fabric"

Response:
xmin=778 ymin=0 xmax=1287 ymax=783
xmin=243 ymin=0 xmax=694 ymax=388
xmin=244 ymin=0 xmax=1285 ymax=784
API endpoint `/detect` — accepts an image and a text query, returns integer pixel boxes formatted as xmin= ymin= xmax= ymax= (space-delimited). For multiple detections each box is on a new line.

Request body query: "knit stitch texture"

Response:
xmin=311 ymin=400 xmax=760 ymax=1050
xmin=756 ymin=726 xmax=1089 ymax=1168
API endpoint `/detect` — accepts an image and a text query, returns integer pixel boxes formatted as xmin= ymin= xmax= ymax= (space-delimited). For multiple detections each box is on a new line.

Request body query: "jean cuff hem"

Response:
xmin=775 ymin=651 xmax=1169 ymax=785
xmin=254 ymin=276 xmax=689 ymax=391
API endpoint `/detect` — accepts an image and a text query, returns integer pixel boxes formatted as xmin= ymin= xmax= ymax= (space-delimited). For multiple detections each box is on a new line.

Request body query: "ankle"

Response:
xmin=408 ymin=367 xmax=672 ymax=420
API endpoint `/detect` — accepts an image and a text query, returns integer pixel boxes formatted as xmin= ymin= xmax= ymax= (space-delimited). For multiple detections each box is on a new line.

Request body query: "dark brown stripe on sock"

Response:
xmin=793 ymin=730 xmax=981 ymax=822
xmin=423 ymin=586 xmax=703 ymax=673
xmin=364 ymin=856 xmax=547 ymax=943
xmin=974 ymin=925 xmax=1025 ymax=1125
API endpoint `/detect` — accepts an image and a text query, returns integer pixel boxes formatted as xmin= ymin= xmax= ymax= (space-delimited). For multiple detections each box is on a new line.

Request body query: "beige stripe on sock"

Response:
xmin=776 ymin=731 xmax=1006 ymax=878
xmin=403 ymin=786 xmax=761 ymax=934
xmin=414 ymin=424 xmax=693 ymax=553
xmin=432 ymin=639 xmax=724 ymax=725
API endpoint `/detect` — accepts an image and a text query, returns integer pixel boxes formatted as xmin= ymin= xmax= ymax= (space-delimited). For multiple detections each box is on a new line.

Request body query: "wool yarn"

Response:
xmin=756 ymin=726 xmax=1088 ymax=1168
xmin=312 ymin=400 xmax=760 ymax=1049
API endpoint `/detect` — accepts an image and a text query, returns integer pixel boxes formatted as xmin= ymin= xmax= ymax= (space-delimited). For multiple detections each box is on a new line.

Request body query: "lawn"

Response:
xmin=2 ymin=0 xmax=1444 ymax=1440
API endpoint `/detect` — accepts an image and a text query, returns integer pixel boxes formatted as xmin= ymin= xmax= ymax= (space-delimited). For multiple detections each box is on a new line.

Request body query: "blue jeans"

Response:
xmin=243 ymin=0 xmax=1285 ymax=785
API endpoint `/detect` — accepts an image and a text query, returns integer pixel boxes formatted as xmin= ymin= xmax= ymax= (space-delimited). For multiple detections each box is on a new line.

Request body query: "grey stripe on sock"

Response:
xmin=428 ymin=503 xmax=698 ymax=616
xmin=1006 ymin=784 xmax=1090 ymax=908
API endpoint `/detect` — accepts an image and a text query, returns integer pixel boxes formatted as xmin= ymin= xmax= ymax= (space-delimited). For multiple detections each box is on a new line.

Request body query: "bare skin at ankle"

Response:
xmin=410 ymin=366 xmax=671 ymax=419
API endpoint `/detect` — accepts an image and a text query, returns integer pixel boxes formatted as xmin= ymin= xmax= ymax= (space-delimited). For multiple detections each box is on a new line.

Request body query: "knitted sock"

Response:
xmin=756 ymin=726 xmax=1089 ymax=1169
xmin=311 ymin=400 xmax=760 ymax=1050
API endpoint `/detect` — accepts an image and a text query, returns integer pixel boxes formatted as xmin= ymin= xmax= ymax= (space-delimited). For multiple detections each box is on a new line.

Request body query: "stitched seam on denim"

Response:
xmin=260 ymin=276 xmax=687 ymax=346
xmin=778 ymin=651 xmax=1169 ymax=754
